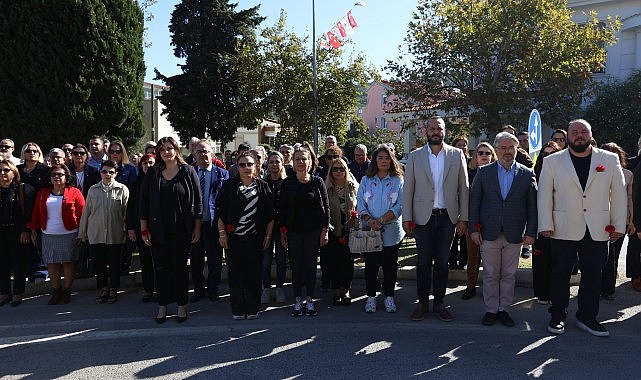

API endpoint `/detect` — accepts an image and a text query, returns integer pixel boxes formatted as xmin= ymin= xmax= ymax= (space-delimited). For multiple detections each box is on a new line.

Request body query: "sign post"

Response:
xmin=528 ymin=109 xmax=542 ymax=156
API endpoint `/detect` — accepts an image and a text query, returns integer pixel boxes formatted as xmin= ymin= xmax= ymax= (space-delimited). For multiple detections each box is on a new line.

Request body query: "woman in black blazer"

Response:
xmin=139 ymin=137 xmax=202 ymax=324
xmin=215 ymin=152 xmax=274 ymax=320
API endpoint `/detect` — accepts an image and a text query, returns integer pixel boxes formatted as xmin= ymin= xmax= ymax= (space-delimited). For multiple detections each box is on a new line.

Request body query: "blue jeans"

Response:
xmin=262 ymin=230 xmax=287 ymax=288
xmin=414 ymin=214 xmax=456 ymax=306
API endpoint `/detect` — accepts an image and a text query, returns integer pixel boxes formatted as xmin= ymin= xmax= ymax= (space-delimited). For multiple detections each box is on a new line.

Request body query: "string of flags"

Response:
xmin=319 ymin=1 xmax=366 ymax=50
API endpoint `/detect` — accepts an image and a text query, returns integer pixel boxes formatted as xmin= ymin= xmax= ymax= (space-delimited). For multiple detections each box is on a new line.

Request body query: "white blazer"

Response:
xmin=537 ymin=148 xmax=627 ymax=241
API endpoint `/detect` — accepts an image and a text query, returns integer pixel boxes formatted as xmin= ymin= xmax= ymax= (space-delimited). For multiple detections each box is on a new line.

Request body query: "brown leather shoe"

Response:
xmin=48 ymin=288 xmax=62 ymax=305
xmin=632 ymin=278 xmax=641 ymax=292
xmin=411 ymin=303 xmax=429 ymax=321
xmin=434 ymin=303 xmax=454 ymax=322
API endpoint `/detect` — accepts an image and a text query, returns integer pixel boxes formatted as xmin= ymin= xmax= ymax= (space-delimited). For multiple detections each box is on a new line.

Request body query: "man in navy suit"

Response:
xmin=191 ymin=139 xmax=229 ymax=302
xmin=469 ymin=132 xmax=538 ymax=327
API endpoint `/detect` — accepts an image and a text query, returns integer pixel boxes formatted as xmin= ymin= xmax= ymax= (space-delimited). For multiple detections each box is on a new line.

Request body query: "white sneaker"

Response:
xmin=261 ymin=288 xmax=271 ymax=304
xmin=275 ymin=287 xmax=286 ymax=303
xmin=365 ymin=296 xmax=377 ymax=313
xmin=384 ymin=296 xmax=397 ymax=313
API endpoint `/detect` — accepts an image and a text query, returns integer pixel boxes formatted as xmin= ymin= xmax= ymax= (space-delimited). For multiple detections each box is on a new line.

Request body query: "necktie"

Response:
xmin=199 ymin=169 xmax=206 ymax=202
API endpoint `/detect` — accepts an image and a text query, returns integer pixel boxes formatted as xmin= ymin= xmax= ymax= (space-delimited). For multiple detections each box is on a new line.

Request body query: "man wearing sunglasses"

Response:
xmin=0 ymin=138 xmax=21 ymax=165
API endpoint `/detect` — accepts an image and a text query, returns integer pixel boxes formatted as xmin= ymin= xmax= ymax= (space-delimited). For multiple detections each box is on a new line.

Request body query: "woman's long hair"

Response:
xmin=154 ymin=136 xmax=186 ymax=172
xmin=364 ymin=144 xmax=403 ymax=178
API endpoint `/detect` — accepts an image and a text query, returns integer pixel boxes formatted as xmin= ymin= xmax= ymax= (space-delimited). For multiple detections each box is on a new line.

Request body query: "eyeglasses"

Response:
xmin=62 ymin=148 xmax=73 ymax=152
xmin=237 ymin=162 xmax=255 ymax=168
xmin=109 ymin=150 xmax=122 ymax=154
xmin=72 ymin=151 xmax=86 ymax=156
xmin=195 ymin=150 xmax=211 ymax=155
xmin=0 ymin=168 xmax=11 ymax=174
xmin=327 ymin=155 xmax=340 ymax=159
xmin=477 ymin=151 xmax=492 ymax=156
xmin=50 ymin=172 xmax=65 ymax=178
xmin=0 ymin=145 xmax=13 ymax=150
xmin=101 ymin=169 xmax=116 ymax=175
xmin=25 ymin=149 xmax=38 ymax=154
xmin=552 ymin=137 xmax=566 ymax=143
xmin=331 ymin=167 xmax=346 ymax=172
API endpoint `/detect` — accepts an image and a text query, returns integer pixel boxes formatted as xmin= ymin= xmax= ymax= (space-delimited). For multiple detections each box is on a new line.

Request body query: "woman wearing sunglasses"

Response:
xmin=78 ymin=160 xmax=129 ymax=304
xmin=461 ymin=142 xmax=497 ymax=300
xmin=67 ymin=144 xmax=100 ymax=199
xmin=325 ymin=158 xmax=359 ymax=306
xmin=17 ymin=142 xmax=49 ymax=190
xmin=29 ymin=164 xmax=85 ymax=305
xmin=216 ymin=152 xmax=274 ymax=319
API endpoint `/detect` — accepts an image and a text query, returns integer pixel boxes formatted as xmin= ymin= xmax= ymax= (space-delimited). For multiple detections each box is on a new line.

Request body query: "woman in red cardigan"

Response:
xmin=29 ymin=164 xmax=84 ymax=305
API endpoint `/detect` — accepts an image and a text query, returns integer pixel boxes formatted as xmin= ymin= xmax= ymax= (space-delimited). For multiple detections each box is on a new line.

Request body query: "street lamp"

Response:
xmin=312 ymin=0 xmax=319 ymax=154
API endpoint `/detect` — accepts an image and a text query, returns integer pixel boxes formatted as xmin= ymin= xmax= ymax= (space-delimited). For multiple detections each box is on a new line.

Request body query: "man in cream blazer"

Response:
xmin=538 ymin=119 xmax=626 ymax=337
xmin=403 ymin=116 xmax=469 ymax=322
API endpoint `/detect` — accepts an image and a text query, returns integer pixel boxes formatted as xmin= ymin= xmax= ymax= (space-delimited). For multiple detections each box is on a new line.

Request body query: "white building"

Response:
xmin=569 ymin=0 xmax=641 ymax=81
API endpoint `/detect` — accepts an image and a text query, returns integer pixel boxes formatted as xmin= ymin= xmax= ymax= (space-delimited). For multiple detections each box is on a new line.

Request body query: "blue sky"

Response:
xmin=143 ymin=0 xmax=419 ymax=83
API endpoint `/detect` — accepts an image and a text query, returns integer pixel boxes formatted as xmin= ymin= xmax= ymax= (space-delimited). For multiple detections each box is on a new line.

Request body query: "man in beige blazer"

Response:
xmin=538 ymin=119 xmax=626 ymax=337
xmin=403 ymin=116 xmax=469 ymax=322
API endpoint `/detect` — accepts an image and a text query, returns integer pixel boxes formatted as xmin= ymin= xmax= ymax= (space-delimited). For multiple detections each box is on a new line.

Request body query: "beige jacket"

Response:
xmin=78 ymin=181 xmax=129 ymax=244
xmin=537 ymin=148 xmax=627 ymax=241
xmin=326 ymin=179 xmax=358 ymax=237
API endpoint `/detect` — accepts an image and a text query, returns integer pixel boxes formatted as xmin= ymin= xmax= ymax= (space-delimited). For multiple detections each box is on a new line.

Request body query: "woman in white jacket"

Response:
xmin=78 ymin=160 xmax=129 ymax=304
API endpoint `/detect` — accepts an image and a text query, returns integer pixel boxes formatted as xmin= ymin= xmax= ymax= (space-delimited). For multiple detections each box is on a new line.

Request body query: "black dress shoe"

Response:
xmin=176 ymin=306 xmax=188 ymax=323
xmin=208 ymin=293 xmax=219 ymax=302
xmin=341 ymin=296 xmax=352 ymax=305
xmin=461 ymin=288 xmax=476 ymax=300
xmin=482 ymin=312 xmax=497 ymax=326
xmin=10 ymin=299 xmax=23 ymax=307
xmin=155 ymin=307 xmax=167 ymax=324
xmin=190 ymin=292 xmax=205 ymax=303
xmin=333 ymin=296 xmax=342 ymax=306
xmin=497 ymin=310 xmax=515 ymax=327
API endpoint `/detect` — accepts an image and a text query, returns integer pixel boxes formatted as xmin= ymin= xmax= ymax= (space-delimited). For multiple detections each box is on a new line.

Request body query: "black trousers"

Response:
xmin=625 ymin=232 xmax=641 ymax=279
xmin=190 ymin=222 xmax=223 ymax=296
xmin=289 ymin=229 xmax=321 ymax=299
xmin=549 ymin=228 xmax=607 ymax=322
xmin=532 ymin=235 xmax=551 ymax=301
xmin=92 ymin=244 xmax=122 ymax=289
xmin=0 ymin=227 xmax=26 ymax=295
xmin=601 ymin=235 xmax=625 ymax=296
xmin=328 ymin=235 xmax=354 ymax=291
xmin=227 ymin=234 xmax=262 ymax=316
xmin=135 ymin=231 xmax=155 ymax=294
xmin=365 ymin=242 xmax=401 ymax=297
xmin=153 ymin=234 xmax=190 ymax=307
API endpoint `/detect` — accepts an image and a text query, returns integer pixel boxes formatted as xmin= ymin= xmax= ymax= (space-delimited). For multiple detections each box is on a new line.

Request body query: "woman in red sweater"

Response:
xmin=29 ymin=164 xmax=85 ymax=305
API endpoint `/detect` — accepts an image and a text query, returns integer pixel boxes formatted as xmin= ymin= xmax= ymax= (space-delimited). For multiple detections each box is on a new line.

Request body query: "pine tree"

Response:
xmin=154 ymin=0 xmax=264 ymax=146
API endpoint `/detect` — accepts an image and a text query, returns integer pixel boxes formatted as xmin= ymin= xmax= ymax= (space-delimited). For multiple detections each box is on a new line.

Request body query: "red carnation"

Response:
xmin=474 ymin=223 xmax=483 ymax=231
xmin=338 ymin=237 xmax=348 ymax=244
xmin=605 ymin=225 xmax=615 ymax=234
xmin=280 ymin=226 xmax=289 ymax=234
xmin=350 ymin=210 xmax=358 ymax=218
xmin=408 ymin=221 xmax=416 ymax=229
xmin=226 ymin=224 xmax=235 ymax=232
xmin=596 ymin=165 xmax=606 ymax=172
xmin=533 ymin=249 xmax=542 ymax=256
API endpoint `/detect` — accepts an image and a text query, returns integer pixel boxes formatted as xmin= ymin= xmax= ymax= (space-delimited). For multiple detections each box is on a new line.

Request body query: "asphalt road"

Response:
xmin=1 ymin=237 xmax=640 ymax=379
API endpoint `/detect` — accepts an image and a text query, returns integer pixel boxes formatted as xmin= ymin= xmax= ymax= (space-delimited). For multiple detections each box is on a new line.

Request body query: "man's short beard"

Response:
xmin=428 ymin=136 xmax=443 ymax=146
xmin=569 ymin=141 xmax=590 ymax=153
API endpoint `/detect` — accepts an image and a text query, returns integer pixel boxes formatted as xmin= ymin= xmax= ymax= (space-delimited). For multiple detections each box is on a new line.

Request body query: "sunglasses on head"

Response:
xmin=237 ymin=162 xmax=255 ymax=168
xmin=331 ymin=167 xmax=346 ymax=172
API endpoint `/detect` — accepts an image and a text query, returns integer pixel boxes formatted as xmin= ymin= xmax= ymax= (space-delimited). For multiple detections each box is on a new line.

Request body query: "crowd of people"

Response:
xmin=0 ymin=117 xmax=639 ymax=338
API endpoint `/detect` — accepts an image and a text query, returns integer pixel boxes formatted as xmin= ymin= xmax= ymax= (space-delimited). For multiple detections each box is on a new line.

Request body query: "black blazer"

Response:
xmin=138 ymin=164 xmax=203 ymax=245
xmin=69 ymin=164 xmax=100 ymax=199
xmin=215 ymin=177 xmax=274 ymax=241
xmin=4 ymin=183 xmax=37 ymax=232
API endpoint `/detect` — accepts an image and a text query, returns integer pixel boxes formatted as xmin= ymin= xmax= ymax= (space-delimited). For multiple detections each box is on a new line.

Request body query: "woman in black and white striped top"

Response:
xmin=216 ymin=152 xmax=274 ymax=320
